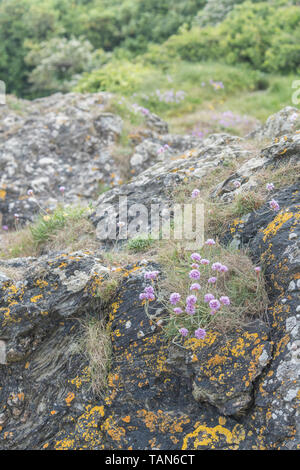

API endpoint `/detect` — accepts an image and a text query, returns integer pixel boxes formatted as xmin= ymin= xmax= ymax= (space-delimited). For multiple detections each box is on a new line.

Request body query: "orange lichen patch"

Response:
xmin=43 ymin=443 xmax=49 ymax=449
xmin=35 ymin=279 xmax=49 ymax=288
xmin=262 ymin=211 xmax=294 ymax=242
xmin=136 ymin=409 xmax=190 ymax=436
xmin=101 ymin=416 xmax=126 ymax=443
xmin=30 ymin=294 xmax=43 ymax=303
xmin=0 ymin=189 xmax=6 ymax=200
xmin=182 ymin=423 xmax=246 ymax=450
xmin=55 ymin=438 xmax=75 ymax=450
xmin=65 ymin=392 xmax=75 ymax=406
xmin=50 ymin=410 xmax=57 ymax=415
xmin=69 ymin=367 xmax=91 ymax=389
xmin=121 ymin=416 xmax=131 ymax=423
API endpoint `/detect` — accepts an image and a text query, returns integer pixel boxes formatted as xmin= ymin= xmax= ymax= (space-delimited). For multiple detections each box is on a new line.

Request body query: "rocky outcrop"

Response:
xmin=0 ymin=96 xmax=299 ymax=450
xmin=248 ymin=106 xmax=300 ymax=140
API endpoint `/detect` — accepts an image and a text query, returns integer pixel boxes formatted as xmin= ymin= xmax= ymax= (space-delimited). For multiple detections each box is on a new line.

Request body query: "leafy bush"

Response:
xmin=75 ymin=61 xmax=156 ymax=95
xmin=165 ymin=1 xmax=300 ymax=73
xmin=25 ymin=36 xmax=101 ymax=94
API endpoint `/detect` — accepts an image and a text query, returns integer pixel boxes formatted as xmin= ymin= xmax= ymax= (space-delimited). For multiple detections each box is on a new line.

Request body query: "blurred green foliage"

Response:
xmin=0 ymin=0 xmax=299 ymax=97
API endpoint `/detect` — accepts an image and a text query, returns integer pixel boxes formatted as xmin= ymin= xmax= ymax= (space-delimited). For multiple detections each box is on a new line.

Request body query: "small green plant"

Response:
xmin=127 ymin=234 xmax=155 ymax=253
xmin=30 ymin=204 xmax=88 ymax=246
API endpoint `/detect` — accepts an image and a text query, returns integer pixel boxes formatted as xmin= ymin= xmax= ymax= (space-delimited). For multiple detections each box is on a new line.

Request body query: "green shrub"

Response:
xmin=75 ymin=61 xmax=156 ymax=95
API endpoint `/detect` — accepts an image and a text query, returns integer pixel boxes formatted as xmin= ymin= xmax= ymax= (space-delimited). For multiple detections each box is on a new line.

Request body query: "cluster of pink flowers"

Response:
xmin=166 ymin=239 xmax=234 ymax=341
xmin=139 ymin=271 xmax=160 ymax=304
xmin=157 ymin=144 xmax=171 ymax=154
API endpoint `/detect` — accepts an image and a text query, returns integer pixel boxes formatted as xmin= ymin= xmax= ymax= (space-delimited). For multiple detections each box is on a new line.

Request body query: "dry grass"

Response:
xmin=0 ymin=209 xmax=98 ymax=259
xmin=81 ymin=317 xmax=112 ymax=397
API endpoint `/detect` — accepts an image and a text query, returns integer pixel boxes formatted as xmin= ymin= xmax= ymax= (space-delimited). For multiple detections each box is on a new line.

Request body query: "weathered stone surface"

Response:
xmin=92 ymin=134 xmax=251 ymax=245
xmin=249 ymin=106 xmax=300 ymax=140
xmin=0 ymin=100 xmax=300 ymax=450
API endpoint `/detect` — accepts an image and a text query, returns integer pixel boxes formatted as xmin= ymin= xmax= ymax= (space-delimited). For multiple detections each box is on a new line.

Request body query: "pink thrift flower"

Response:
xmin=195 ymin=328 xmax=206 ymax=340
xmin=2 ymin=225 xmax=8 ymax=231
xmin=220 ymin=296 xmax=230 ymax=306
xmin=212 ymin=262 xmax=222 ymax=271
xmin=190 ymin=283 xmax=201 ymax=291
xmin=191 ymin=263 xmax=199 ymax=269
xmin=209 ymin=299 xmax=221 ymax=310
xmin=200 ymin=259 xmax=210 ymax=265
xmin=191 ymin=189 xmax=200 ymax=199
xmin=205 ymin=239 xmax=216 ymax=246
xmin=191 ymin=253 xmax=201 ymax=262
xmin=266 ymin=183 xmax=274 ymax=192
xmin=204 ymin=293 xmax=215 ymax=303
xmin=219 ymin=265 xmax=228 ymax=273
xmin=170 ymin=292 xmax=181 ymax=305
xmin=173 ymin=307 xmax=183 ymax=315
xmin=189 ymin=269 xmax=200 ymax=280
xmin=179 ymin=328 xmax=189 ymax=337
xmin=269 ymin=199 xmax=280 ymax=211
xmin=208 ymin=277 xmax=217 ymax=284
xmin=186 ymin=295 xmax=197 ymax=305
xmin=144 ymin=271 xmax=159 ymax=280
xmin=27 ymin=189 xmax=34 ymax=196
xmin=59 ymin=186 xmax=65 ymax=193
xmin=185 ymin=305 xmax=196 ymax=315
xmin=233 ymin=180 xmax=241 ymax=188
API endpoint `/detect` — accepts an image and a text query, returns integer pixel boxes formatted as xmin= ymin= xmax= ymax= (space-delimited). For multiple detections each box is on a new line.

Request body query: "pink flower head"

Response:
xmin=195 ymin=328 xmax=206 ymax=340
xmin=266 ymin=183 xmax=274 ymax=192
xmin=219 ymin=264 xmax=228 ymax=273
xmin=191 ymin=189 xmax=200 ymax=199
xmin=144 ymin=286 xmax=154 ymax=295
xmin=190 ymin=283 xmax=201 ymax=291
xmin=2 ymin=225 xmax=8 ymax=231
xmin=205 ymin=239 xmax=216 ymax=246
xmin=14 ymin=213 xmax=20 ymax=219
xmin=191 ymin=263 xmax=199 ymax=269
xmin=27 ymin=189 xmax=34 ymax=196
xmin=179 ymin=328 xmax=189 ymax=337
xmin=59 ymin=186 xmax=65 ymax=193
xmin=212 ymin=262 xmax=222 ymax=272
xmin=233 ymin=180 xmax=241 ymax=188
xmin=191 ymin=252 xmax=201 ymax=262
xmin=144 ymin=271 xmax=159 ymax=280
xmin=220 ymin=296 xmax=230 ymax=306
xmin=269 ymin=199 xmax=280 ymax=211
xmin=139 ymin=292 xmax=147 ymax=301
xmin=170 ymin=292 xmax=181 ymax=305
xmin=189 ymin=269 xmax=200 ymax=280
xmin=208 ymin=277 xmax=217 ymax=284
xmin=185 ymin=305 xmax=196 ymax=315
xmin=255 ymin=266 xmax=261 ymax=276
xmin=200 ymin=259 xmax=210 ymax=265
xmin=209 ymin=299 xmax=221 ymax=311
xmin=173 ymin=307 xmax=183 ymax=315
xmin=204 ymin=293 xmax=215 ymax=303
xmin=186 ymin=295 xmax=197 ymax=306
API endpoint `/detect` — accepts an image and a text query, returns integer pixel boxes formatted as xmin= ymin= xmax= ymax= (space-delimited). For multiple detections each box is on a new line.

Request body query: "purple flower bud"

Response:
xmin=205 ymin=239 xmax=216 ymax=246
xmin=191 ymin=253 xmax=201 ymax=262
xmin=195 ymin=328 xmax=206 ymax=340
xmin=208 ymin=277 xmax=217 ymax=284
xmin=173 ymin=307 xmax=183 ymax=315
xmin=204 ymin=293 xmax=214 ymax=303
xmin=190 ymin=283 xmax=201 ymax=291
xmin=191 ymin=189 xmax=200 ymax=199
xmin=220 ymin=296 xmax=230 ymax=306
xmin=179 ymin=328 xmax=189 ymax=337
xmin=209 ymin=299 xmax=221 ymax=310
xmin=170 ymin=292 xmax=181 ymax=305
xmin=189 ymin=269 xmax=200 ymax=280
